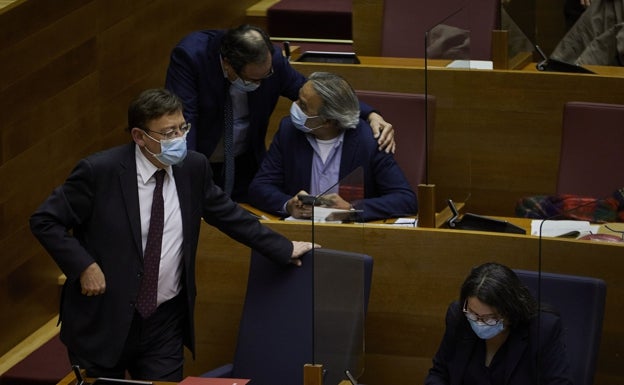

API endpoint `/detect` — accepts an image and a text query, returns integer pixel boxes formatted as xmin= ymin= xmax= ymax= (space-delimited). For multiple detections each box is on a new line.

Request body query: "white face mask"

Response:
xmin=144 ymin=132 xmax=188 ymax=165
xmin=290 ymin=102 xmax=323 ymax=133
xmin=231 ymin=77 xmax=260 ymax=92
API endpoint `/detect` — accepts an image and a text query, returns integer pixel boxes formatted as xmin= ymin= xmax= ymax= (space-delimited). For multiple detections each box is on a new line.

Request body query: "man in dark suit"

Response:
xmin=165 ymin=24 xmax=395 ymax=202
xmin=29 ymin=88 xmax=316 ymax=381
xmin=248 ymin=72 xmax=417 ymax=222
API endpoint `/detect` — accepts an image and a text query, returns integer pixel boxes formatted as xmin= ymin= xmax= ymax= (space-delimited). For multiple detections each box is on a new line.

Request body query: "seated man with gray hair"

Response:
xmin=248 ymin=72 xmax=417 ymax=221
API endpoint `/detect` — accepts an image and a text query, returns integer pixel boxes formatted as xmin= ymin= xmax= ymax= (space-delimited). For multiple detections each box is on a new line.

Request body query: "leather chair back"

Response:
xmin=381 ymin=0 xmax=500 ymax=59
xmin=202 ymin=248 xmax=373 ymax=385
xmin=558 ymin=101 xmax=624 ymax=197
xmin=514 ymin=269 xmax=606 ymax=385
xmin=356 ymin=90 xmax=436 ymax=190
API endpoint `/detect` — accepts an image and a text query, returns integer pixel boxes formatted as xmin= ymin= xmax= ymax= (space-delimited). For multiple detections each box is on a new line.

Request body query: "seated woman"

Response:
xmin=248 ymin=71 xmax=417 ymax=222
xmin=425 ymin=262 xmax=572 ymax=385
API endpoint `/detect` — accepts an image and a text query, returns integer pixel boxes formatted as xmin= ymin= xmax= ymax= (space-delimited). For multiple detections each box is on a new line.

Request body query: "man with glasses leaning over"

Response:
xmin=165 ymin=24 xmax=395 ymax=202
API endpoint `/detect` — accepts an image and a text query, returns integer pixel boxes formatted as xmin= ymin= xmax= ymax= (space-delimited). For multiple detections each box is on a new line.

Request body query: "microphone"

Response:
xmin=283 ymin=41 xmax=291 ymax=62
xmin=344 ymin=369 xmax=358 ymax=385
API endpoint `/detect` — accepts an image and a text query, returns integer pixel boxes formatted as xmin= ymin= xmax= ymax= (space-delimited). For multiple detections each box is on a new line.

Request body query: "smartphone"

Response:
xmin=297 ymin=194 xmax=317 ymax=205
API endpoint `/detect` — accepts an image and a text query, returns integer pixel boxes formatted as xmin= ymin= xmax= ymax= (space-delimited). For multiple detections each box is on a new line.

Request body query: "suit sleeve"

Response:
xmin=197 ymin=154 xmax=294 ymax=264
xmin=353 ymin=122 xmax=417 ymax=221
xmin=165 ymin=44 xmax=201 ymax=150
xmin=247 ymin=123 xmax=294 ymax=216
xmin=425 ymin=302 xmax=462 ymax=385
xmin=29 ymin=159 xmax=98 ymax=281
xmin=538 ymin=314 xmax=574 ymax=385
xmin=273 ymin=50 xmax=307 ymax=101
xmin=359 ymin=152 xmax=417 ymax=220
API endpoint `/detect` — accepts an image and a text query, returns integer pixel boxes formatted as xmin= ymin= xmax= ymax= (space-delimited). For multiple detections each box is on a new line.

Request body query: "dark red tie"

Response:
xmin=136 ymin=169 xmax=165 ymax=318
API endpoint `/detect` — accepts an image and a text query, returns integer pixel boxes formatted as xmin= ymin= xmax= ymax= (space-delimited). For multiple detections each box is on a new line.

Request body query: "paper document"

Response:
xmin=285 ymin=206 xmax=360 ymax=222
xmin=376 ymin=218 xmax=417 ymax=227
xmin=446 ymin=60 xmax=493 ymax=70
xmin=530 ymin=220 xmax=598 ymax=237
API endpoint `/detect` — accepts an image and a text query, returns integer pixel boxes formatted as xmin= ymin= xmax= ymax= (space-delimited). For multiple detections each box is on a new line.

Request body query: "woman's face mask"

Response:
xmin=467 ymin=317 xmax=505 ymax=340
xmin=290 ymin=102 xmax=324 ymax=133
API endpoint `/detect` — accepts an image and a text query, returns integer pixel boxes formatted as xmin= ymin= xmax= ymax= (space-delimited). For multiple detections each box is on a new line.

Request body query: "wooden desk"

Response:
xmin=187 ymin=220 xmax=624 ymax=385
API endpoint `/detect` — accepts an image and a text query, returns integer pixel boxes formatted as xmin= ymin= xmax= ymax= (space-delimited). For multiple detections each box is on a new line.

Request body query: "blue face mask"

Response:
xmin=468 ymin=318 xmax=505 ymax=340
xmin=290 ymin=102 xmax=323 ymax=133
xmin=231 ymin=77 xmax=260 ymax=92
xmin=145 ymin=132 xmax=188 ymax=166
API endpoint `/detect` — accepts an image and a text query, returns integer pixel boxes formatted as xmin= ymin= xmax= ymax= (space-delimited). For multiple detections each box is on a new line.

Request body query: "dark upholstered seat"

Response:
xmin=200 ymin=248 xmax=373 ymax=385
xmin=514 ymin=269 xmax=606 ymax=385
xmin=356 ymin=90 xmax=436 ymax=191
xmin=558 ymin=101 xmax=624 ymax=197
xmin=381 ymin=0 xmax=500 ymax=60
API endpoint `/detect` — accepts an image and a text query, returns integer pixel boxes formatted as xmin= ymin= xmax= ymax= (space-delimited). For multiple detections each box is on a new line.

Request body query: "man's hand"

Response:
xmin=287 ymin=190 xmax=314 ymax=219
xmin=289 ymin=241 xmax=321 ymax=266
xmin=319 ymin=193 xmax=351 ymax=210
xmin=580 ymin=0 xmax=590 ymax=7
xmin=368 ymin=112 xmax=395 ymax=153
xmin=80 ymin=262 xmax=106 ymax=296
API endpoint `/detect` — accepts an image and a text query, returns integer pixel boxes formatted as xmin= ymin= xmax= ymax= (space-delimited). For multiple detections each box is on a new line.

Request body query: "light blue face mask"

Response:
xmin=231 ymin=77 xmax=260 ymax=92
xmin=468 ymin=318 xmax=505 ymax=340
xmin=290 ymin=102 xmax=323 ymax=133
xmin=144 ymin=132 xmax=188 ymax=166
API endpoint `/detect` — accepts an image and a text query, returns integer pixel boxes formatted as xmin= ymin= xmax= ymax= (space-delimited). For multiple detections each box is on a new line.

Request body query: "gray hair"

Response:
xmin=308 ymin=72 xmax=359 ymax=129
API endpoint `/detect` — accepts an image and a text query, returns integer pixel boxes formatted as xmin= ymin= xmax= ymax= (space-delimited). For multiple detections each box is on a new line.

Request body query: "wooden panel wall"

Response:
xmin=0 ymin=0 xmax=256 ymax=359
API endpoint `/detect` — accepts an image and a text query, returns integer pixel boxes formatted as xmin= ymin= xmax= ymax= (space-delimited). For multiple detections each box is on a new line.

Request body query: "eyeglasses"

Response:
xmin=462 ymin=300 xmax=503 ymax=326
xmin=237 ymin=66 xmax=274 ymax=86
xmin=144 ymin=122 xmax=191 ymax=140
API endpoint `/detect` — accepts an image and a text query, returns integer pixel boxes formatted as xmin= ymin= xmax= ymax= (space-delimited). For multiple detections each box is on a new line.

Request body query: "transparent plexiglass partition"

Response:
xmin=313 ymin=248 xmax=366 ymax=385
xmin=502 ymin=0 xmax=538 ymax=64
xmin=424 ymin=1 xmax=479 ymax=217
xmin=302 ymin=167 xmax=366 ymax=384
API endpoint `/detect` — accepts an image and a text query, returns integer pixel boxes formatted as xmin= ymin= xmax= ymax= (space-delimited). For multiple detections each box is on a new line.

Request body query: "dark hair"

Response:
xmin=127 ymin=88 xmax=183 ymax=131
xmin=460 ymin=262 xmax=538 ymax=327
xmin=220 ymin=24 xmax=275 ymax=74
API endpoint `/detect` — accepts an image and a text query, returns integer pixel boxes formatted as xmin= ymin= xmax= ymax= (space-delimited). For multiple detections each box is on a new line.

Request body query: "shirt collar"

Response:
xmin=135 ymin=144 xmax=172 ymax=184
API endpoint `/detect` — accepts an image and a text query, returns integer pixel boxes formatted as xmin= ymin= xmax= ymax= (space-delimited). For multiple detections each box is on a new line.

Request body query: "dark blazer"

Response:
xmin=425 ymin=302 xmax=573 ymax=385
xmin=29 ymin=143 xmax=293 ymax=367
xmin=164 ymin=30 xmax=376 ymax=178
xmin=248 ymin=117 xmax=417 ymax=221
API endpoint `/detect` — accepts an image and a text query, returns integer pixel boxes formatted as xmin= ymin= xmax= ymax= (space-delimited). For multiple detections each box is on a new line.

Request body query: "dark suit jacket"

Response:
xmin=29 ymin=143 xmax=293 ymax=367
xmin=164 ymin=30 xmax=376 ymax=179
xmin=425 ymin=302 xmax=573 ymax=385
xmin=248 ymin=117 xmax=417 ymax=221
